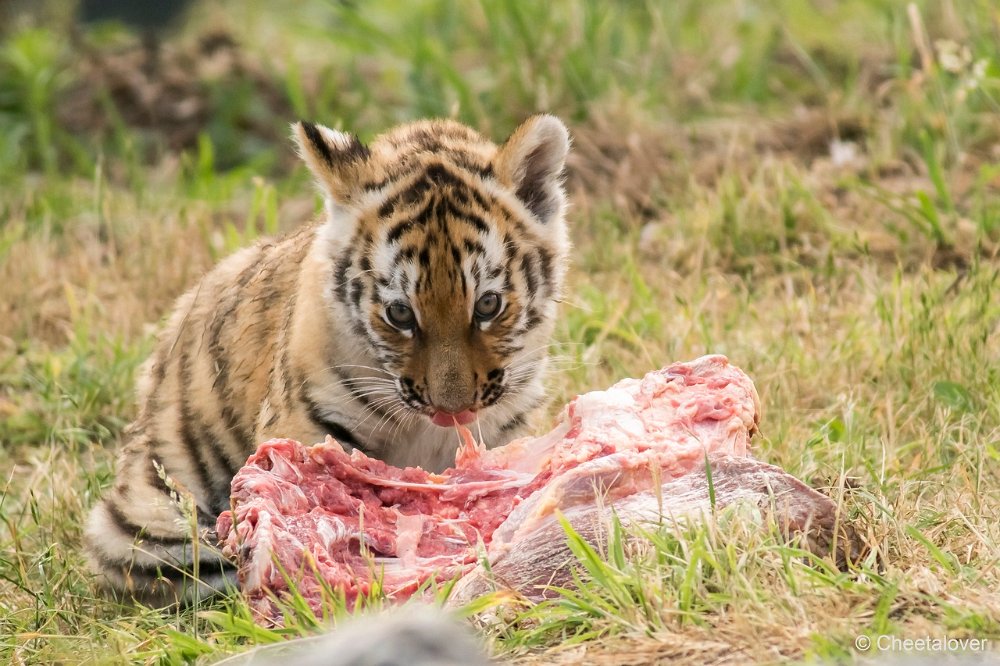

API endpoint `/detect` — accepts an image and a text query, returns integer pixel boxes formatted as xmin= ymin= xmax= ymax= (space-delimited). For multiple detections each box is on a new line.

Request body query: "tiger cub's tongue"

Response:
xmin=431 ymin=410 xmax=476 ymax=427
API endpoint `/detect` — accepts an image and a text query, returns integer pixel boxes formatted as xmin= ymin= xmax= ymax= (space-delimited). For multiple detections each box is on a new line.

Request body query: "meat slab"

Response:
xmin=216 ymin=356 xmax=855 ymax=621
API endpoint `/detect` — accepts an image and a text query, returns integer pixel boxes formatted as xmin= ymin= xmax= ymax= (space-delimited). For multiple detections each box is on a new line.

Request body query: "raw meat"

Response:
xmin=216 ymin=355 xmax=855 ymax=622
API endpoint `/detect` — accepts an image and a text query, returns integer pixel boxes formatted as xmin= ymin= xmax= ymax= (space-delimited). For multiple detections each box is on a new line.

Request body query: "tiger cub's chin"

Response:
xmin=85 ymin=114 xmax=573 ymax=603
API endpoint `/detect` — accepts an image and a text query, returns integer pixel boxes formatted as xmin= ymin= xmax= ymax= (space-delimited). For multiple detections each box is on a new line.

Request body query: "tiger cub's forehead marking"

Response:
xmin=366 ymin=161 xmax=515 ymax=290
xmin=373 ymin=121 xmax=496 ymax=167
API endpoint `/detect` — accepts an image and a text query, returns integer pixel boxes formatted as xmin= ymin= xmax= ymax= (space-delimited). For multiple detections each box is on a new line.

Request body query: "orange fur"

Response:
xmin=86 ymin=116 xmax=572 ymax=603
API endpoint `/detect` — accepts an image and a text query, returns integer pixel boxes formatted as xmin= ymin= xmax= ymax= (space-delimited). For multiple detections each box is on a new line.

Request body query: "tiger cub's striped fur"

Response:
xmin=85 ymin=115 xmax=572 ymax=604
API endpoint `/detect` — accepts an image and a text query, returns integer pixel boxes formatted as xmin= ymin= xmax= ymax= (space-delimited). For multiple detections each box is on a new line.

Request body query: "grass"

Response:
xmin=2 ymin=0 xmax=1000 ymax=663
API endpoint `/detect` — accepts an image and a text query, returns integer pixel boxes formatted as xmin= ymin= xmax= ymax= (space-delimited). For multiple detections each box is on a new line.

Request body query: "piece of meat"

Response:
xmin=446 ymin=454 xmax=861 ymax=606
xmin=216 ymin=355 xmax=854 ymax=623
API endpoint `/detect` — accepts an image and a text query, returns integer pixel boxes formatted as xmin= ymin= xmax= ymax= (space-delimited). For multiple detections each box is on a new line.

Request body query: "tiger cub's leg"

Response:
xmin=84 ymin=426 xmax=236 ymax=605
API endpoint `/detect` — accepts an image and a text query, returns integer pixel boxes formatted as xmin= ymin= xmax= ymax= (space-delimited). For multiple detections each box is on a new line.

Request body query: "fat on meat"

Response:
xmin=215 ymin=355 xmax=857 ymax=622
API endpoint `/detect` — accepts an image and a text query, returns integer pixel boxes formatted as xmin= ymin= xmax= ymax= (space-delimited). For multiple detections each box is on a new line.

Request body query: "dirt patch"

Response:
xmin=566 ymin=103 xmax=689 ymax=220
xmin=57 ymin=30 xmax=292 ymax=163
xmin=568 ymin=102 xmax=999 ymax=274
xmin=567 ymin=103 xmax=869 ymax=213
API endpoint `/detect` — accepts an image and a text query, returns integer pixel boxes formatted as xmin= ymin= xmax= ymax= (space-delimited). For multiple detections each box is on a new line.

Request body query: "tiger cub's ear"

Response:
xmin=494 ymin=114 xmax=570 ymax=224
xmin=291 ymin=121 xmax=371 ymax=204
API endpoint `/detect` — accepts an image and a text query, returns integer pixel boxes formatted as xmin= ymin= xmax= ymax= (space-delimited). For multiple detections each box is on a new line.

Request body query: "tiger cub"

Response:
xmin=85 ymin=115 xmax=572 ymax=604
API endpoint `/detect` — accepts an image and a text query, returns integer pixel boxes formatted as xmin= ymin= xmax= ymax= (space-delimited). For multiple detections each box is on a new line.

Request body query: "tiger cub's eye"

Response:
xmin=474 ymin=292 xmax=502 ymax=321
xmin=386 ymin=302 xmax=416 ymax=330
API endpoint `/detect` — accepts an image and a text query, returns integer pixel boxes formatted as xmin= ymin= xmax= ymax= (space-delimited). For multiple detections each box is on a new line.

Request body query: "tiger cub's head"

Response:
xmin=293 ymin=116 xmax=570 ymax=431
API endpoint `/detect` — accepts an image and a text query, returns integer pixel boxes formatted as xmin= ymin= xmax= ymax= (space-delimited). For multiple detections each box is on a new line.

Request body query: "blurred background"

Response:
xmin=1 ymin=0 xmax=996 ymax=176
xmin=3 ymin=0 xmax=999 ymax=354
